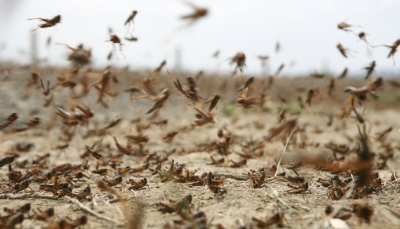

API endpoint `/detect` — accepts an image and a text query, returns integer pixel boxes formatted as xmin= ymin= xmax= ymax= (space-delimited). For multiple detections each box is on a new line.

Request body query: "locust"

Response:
xmin=267 ymin=64 xmax=285 ymax=88
xmin=310 ymin=71 xmax=324 ymax=78
xmin=328 ymin=79 xmax=335 ymax=96
xmin=107 ymin=34 xmax=123 ymax=50
xmin=103 ymin=176 xmax=123 ymax=187
xmin=7 ymin=179 xmax=32 ymax=194
xmin=57 ymin=43 xmax=91 ymax=66
xmin=257 ymin=55 xmax=269 ymax=68
xmin=306 ymin=89 xmax=315 ymax=106
xmin=158 ymin=195 xmax=192 ymax=214
xmin=337 ymin=20 xmax=359 ymax=32
xmin=84 ymin=145 xmax=102 ymax=160
xmin=145 ymin=88 xmax=170 ymax=114
xmin=363 ymin=61 xmax=376 ymax=79
xmin=29 ymin=15 xmax=61 ymax=31
xmin=39 ymin=176 xmax=70 ymax=197
xmin=128 ymin=178 xmax=149 ymax=190
xmin=206 ymin=172 xmax=226 ymax=194
xmin=56 ymin=105 xmax=94 ymax=127
xmin=0 ymin=155 xmax=18 ymax=168
xmin=162 ymin=131 xmax=179 ymax=143
xmin=3 ymin=203 xmax=30 ymax=217
xmin=338 ymin=68 xmax=348 ymax=79
xmin=191 ymin=105 xmax=214 ymax=126
xmin=273 ymin=64 xmax=285 ymax=77
xmin=375 ymin=126 xmax=392 ymax=141
xmin=265 ymin=117 xmax=297 ymax=141
xmin=386 ymin=39 xmax=400 ymax=62
xmin=207 ymin=156 xmax=225 ymax=165
xmin=213 ymin=50 xmax=220 ymax=58
xmin=180 ymin=1 xmax=208 ymax=21
xmin=167 ymin=70 xmax=199 ymax=103
xmin=109 ymin=157 xmax=124 ymax=171
xmin=32 ymin=208 xmax=54 ymax=221
xmin=352 ymin=204 xmax=373 ymax=224
xmin=130 ymin=163 xmax=149 ymax=173
xmin=374 ymin=39 xmax=400 ymax=65
xmin=88 ymin=70 xmax=113 ymax=107
xmin=324 ymin=205 xmax=352 ymax=221
xmin=109 ymin=134 xmax=133 ymax=155
xmin=387 ymin=79 xmax=400 ymax=87
xmin=97 ymin=117 xmax=121 ymax=135
xmin=252 ymin=208 xmax=284 ymax=228
xmin=8 ymin=168 xmax=36 ymax=183
xmin=337 ymin=43 xmax=354 ymax=58
xmin=10 ymin=117 xmax=40 ymax=133
xmin=124 ymin=36 xmax=138 ymax=42
xmin=152 ymin=60 xmax=167 ymax=74
xmin=152 ymin=119 xmax=168 ymax=127
xmin=343 ymin=77 xmax=383 ymax=105
xmin=216 ymin=131 xmax=231 ymax=156
xmin=357 ymin=31 xmax=371 ymax=46
xmin=326 ymin=180 xmax=346 ymax=200
xmin=47 ymin=215 xmax=87 ymax=229
xmin=230 ymin=52 xmax=246 ymax=74
xmin=69 ymin=186 xmax=92 ymax=201
xmin=237 ymin=85 xmax=270 ymax=109
xmin=39 ymin=77 xmax=51 ymax=96
xmin=205 ymin=94 xmax=220 ymax=113
xmin=285 ymin=182 xmax=310 ymax=195
xmin=124 ymin=10 xmax=138 ymax=26
xmin=248 ymin=169 xmax=266 ymax=188
xmin=186 ymin=77 xmax=199 ymax=102
xmin=92 ymin=168 xmax=108 ymax=177
xmin=276 ymin=42 xmax=281 ymax=53
xmin=1 ymin=213 xmax=25 ymax=229
xmin=124 ymin=86 xmax=145 ymax=97
xmin=237 ymin=77 xmax=254 ymax=92
xmin=125 ymin=134 xmax=149 ymax=144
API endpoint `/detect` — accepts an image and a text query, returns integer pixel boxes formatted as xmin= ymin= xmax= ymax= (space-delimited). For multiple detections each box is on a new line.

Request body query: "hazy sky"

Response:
xmin=0 ymin=0 xmax=399 ymax=76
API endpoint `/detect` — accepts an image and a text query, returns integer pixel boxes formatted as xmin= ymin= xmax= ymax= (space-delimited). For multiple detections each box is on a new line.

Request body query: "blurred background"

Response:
xmin=0 ymin=0 xmax=399 ymax=77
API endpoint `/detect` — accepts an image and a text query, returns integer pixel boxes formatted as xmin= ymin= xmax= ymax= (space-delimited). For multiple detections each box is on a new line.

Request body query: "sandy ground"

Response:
xmin=1 ymin=66 xmax=400 ymax=229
